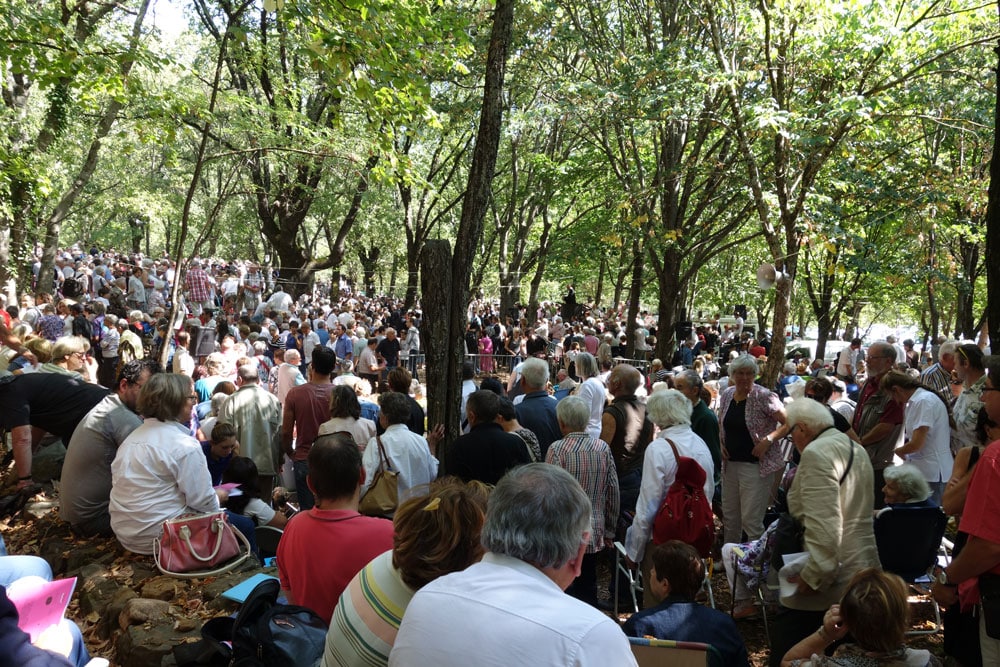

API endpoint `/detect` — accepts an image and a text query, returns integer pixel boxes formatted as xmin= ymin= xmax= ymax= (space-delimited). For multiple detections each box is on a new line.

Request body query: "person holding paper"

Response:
xmin=769 ymin=398 xmax=879 ymax=666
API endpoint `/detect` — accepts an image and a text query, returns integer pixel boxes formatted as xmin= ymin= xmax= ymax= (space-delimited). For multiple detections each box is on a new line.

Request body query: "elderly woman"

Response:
xmin=625 ymin=389 xmax=714 ymax=609
xmin=318 ymin=384 xmax=377 ymax=452
xmin=574 ymin=352 xmax=606 ymax=439
xmin=879 ymin=463 xmax=934 ymax=512
xmin=770 ymin=398 xmax=879 ymax=666
xmin=323 ymin=480 xmax=489 ymax=667
xmin=718 ymin=354 xmax=788 ymax=544
xmin=881 ymin=371 xmax=954 ymax=506
xmin=782 ymin=568 xmax=942 ymax=667
xmin=109 ymin=374 xmax=230 ymax=555
xmin=42 ymin=335 xmax=90 ymax=380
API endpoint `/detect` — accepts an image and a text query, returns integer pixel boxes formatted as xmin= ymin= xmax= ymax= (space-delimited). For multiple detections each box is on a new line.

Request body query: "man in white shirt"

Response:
xmin=300 ymin=320 xmax=321 ymax=366
xmin=360 ymin=391 xmax=437 ymax=509
xmin=390 ymin=463 xmax=638 ymax=667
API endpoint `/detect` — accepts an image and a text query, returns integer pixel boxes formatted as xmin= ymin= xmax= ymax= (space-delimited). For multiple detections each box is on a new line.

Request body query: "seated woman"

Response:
xmin=109 ymin=374 xmax=232 ymax=555
xmin=321 ymin=479 xmax=488 ymax=667
xmin=623 ymin=541 xmax=749 ymax=667
xmin=877 ymin=463 xmax=935 ymax=515
xmin=781 ymin=567 xmax=943 ymax=666
xmin=222 ymin=457 xmax=287 ymax=530
xmin=203 ymin=422 xmax=239 ymax=486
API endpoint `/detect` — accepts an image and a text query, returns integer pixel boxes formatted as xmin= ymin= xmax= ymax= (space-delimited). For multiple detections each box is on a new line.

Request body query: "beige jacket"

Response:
xmin=784 ymin=428 xmax=880 ymax=611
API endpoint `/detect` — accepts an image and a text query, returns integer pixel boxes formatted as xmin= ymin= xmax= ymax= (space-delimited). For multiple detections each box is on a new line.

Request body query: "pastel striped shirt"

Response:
xmin=322 ymin=550 xmax=415 ymax=667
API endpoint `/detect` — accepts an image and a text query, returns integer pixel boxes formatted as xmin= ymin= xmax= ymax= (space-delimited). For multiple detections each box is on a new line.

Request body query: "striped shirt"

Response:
xmin=322 ymin=551 xmax=414 ymax=667
xmin=545 ymin=432 xmax=620 ymax=553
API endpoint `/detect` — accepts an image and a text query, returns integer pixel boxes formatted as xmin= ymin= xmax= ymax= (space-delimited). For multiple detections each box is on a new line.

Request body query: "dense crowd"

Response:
xmin=0 ymin=244 xmax=994 ymax=666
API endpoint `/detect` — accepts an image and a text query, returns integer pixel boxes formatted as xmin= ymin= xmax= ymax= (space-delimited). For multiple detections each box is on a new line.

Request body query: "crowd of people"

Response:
xmin=0 ymin=244 xmax=995 ymax=665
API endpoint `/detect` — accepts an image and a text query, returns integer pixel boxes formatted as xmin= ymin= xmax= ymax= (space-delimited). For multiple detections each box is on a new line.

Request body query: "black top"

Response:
xmin=376 ymin=337 xmax=401 ymax=366
xmin=722 ymin=399 xmax=756 ymax=463
xmin=446 ymin=422 xmax=530 ymax=485
xmin=0 ymin=374 xmax=110 ymax=441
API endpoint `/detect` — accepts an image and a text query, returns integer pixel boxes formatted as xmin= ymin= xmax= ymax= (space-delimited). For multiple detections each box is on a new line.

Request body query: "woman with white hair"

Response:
xmin=624 ymin=389 xmax=714 ymax=609
xmin=769 ymin=396 xmax=879 ymax=666
xmin=718 ymin=354 xmax=788 ymax=545
xmin=879 ymin=463 xmax=934 ymax=512
xmin=574 ymin=352 xmax=606 ymax=440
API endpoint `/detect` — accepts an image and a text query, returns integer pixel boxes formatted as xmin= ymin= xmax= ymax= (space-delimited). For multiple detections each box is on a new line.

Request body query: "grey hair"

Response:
xmin=785 ymin=397 xmax=834 ymax=432
xmin=284 ymin=349 xmax=301 ymax=364
xmin=883 ymin=463 xmax=932 ymax=503
xmin=520 ymin=357 xmax=549 ymax=390
xmin=646 ymin=389 xmax=693 ymax=428
xmin=676 ymin=369 xmax=704 ymax=392
xmin=938 ymin=340 xmax=959 ymax=359
xmin=728 ymin=353 xmax=759 ymax=376
xmin=556 ymin=395 xmax=590 ymax=432
xmin=575 ymin=352 xmax=598 ymax=379
xmin=481 ymin=463 xmax=592 ymax=569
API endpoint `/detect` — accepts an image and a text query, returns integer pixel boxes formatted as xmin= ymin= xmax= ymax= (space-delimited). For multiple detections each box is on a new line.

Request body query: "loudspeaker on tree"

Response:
xmin=756 ymin=263 xmax=787 ymax=290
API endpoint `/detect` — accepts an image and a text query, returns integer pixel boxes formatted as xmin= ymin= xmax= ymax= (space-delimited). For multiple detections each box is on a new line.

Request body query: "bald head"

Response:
xmin=609 ymin=364 xmax=641 ymax=396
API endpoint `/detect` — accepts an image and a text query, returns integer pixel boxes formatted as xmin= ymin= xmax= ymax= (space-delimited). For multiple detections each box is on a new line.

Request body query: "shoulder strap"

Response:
xmin=664 ymin=437 xmax=681 ymax=462
xmin=375 ymin=434 xmax=392 ymax=471
xmin=839 ymin=440 xmax=855 ymax=485
xmin=970 ymin=445 xmax=982 ymax=468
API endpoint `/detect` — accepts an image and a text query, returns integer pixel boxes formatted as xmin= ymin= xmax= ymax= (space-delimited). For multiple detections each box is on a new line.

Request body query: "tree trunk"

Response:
xmin=988 ymin=32 xmax=1000 ymax=353
xmin=426 ymin=0 xmax=513 ymax=462
xmin=421 ymin=239 xmax=456 ymax=454
xmin=625 ymin=237 xmax=644 ymax=357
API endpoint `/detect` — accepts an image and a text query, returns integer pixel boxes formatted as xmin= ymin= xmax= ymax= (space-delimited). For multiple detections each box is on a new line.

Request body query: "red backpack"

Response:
xmin=651 ymin=438 xmax=715 ymax=557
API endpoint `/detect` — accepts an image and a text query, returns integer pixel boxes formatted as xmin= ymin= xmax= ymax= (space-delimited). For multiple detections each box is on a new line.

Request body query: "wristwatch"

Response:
xmin=937 ymin=570 xmax=957 ymax=587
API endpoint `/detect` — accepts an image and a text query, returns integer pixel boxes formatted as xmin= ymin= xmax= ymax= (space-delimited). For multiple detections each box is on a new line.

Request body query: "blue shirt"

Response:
xmin=515 ymin=391 xmax=561 ymax=459
xmin=622 ymin=596 xmax=749 ymax=667
xmin=334 ymin=333 xmax=353 ymax=360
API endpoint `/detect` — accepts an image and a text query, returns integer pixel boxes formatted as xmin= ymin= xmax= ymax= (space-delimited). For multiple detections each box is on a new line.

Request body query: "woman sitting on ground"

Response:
xmin=781 ymin=567 xmax=943 ymax=666
xmin=222 ymin=456 xmax=287 ymax=529
xmin=110 ymin=374 xmax=233 ymax=555
xmin=321 ymin=479 xmax=489 ymax=667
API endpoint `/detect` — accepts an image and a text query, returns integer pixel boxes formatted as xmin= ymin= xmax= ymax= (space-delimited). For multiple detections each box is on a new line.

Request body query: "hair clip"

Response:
xmin=423 ymin=497 xmax=441 ymax=512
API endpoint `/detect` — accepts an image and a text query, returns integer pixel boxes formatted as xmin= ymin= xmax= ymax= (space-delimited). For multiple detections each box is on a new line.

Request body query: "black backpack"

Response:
xmin=228 ymin=578 xmax=327 ymax=667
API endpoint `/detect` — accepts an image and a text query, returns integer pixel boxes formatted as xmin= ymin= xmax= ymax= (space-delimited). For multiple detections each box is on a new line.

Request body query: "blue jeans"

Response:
xmin=293 ymin=459 xmax=315 ymax=510
xmin=225 ymin=511 xmax=260 ymax=560
xmin=0 ymin=555 xmax=53 ymax=588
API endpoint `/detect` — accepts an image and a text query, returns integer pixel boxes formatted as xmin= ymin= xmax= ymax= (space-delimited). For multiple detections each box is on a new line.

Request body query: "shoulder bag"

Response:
xmin=359 ymin=435 xmax=399 ymax=517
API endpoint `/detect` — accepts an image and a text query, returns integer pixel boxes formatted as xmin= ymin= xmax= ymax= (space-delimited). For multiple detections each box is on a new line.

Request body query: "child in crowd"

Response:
xmin=222 ymin=457 xmax=287 ymax=530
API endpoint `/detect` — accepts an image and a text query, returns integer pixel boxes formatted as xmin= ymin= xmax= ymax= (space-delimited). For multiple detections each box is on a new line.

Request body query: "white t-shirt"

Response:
xmin=241 ymin=496 xmax=277 ymax=526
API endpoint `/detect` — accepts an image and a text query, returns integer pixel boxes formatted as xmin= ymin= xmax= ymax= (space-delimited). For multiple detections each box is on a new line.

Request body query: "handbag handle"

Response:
xmin=153 ymin=519 xmax=252 ymax=579
xmin=179 ymin=517 xmax=228 ymax=563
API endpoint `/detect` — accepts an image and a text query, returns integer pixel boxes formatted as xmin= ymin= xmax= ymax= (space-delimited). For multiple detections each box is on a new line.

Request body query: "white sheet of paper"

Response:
xmin=778 ymin=551 xmax=811 ymax=599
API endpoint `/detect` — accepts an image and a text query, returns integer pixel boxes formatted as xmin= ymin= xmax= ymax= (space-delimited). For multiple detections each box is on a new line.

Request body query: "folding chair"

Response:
xmin=874 ymin=505 xmax=948 ymax=635
xmin=627 ymin=638 xmax=721 ymax=667
xmin=614 ymin=541 xmax=641 ymax=615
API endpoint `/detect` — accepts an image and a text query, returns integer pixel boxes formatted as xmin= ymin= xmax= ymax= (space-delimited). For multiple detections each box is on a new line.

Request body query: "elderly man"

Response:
xmin=545 ymin=396 xmax=620 ymax=609
xmin=240 ymin=263 xmax=264 ymax=313
xmin=389 ymin=464 xmax=638 ymax=667
xmin=921 ymin=339 xmax=958 ymax=405
xmin=448 ymin=390 xmax=530 ymax=484
xmin=673 ymin=369 xmax=722 ymax=498
xmin=219 ymin=364 xmax=283 ymax=499
xmin=853 ymin=340 xmax=904 ymax=509
xmin=515 ymin=357 xmax=561 ymax=458
xmin=600 ymin=363 xmax=653 ymax=513
xmin=60 ymin=360 xmax=162 ymax=536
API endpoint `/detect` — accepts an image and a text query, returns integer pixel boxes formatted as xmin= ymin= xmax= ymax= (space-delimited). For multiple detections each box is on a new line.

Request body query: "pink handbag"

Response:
xmin=153 ymin=511 xmax=250 ymax=578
